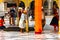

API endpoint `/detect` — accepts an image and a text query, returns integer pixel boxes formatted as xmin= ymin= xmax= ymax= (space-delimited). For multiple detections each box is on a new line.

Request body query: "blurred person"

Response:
xmin=0 ymin=16 xmax=5 ymax=30
xmin=17 ymin=7 xmax=23 ymax=26
xmin=4 ymin=13 xmax=10 ymax=28
xmin=10 ymin=6 xmax=16 ymax=25
xmin=50 ymin=1 xmax=59 ymax=31
xmin=42 ymin=7 xmax=45 ymax=30
xmin=30 ymin=1 xmax=35 ymax=20
xmin=19 ymin=10 xmax=27 ymax=33
xmin=7 ymin=8 xmax=11 ymax=25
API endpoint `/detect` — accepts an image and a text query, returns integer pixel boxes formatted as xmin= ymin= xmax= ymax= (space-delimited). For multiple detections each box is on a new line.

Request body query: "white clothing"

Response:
xmin=4 ymin=15 xmax=10 ymax=28
xmin=29 ymin=21 xmax=35 ymax=27
xmin=28 ymin=16 xmax=35 ymax=27
xmin=19 ymin=13 xmax=26 ymax=28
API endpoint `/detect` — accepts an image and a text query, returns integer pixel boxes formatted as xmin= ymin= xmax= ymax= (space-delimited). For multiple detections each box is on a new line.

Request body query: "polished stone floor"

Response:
xmin=0 ymin=30 xmax=59 ymax=40
xmin=0 ymin=16 xmax=59 ymax=40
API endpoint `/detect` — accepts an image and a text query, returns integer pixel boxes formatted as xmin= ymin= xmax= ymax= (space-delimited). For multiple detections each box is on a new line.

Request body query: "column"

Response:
xmin=0 ymin=0 xmax=5 ymax=16
xmin=35 ymin=0 xmax=42 ymax=34
xmin=47 ymin=0 xmax=53 ymax=15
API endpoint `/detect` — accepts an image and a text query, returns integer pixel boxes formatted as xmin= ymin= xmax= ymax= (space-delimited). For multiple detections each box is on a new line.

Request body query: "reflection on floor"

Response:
xmin=0 ymin=30 xmax=59 ymax=40
xmin=0 ymin=16 xmax=59 ymax=40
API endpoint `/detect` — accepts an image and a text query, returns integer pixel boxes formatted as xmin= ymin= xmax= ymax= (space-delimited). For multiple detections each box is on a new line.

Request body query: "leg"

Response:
xmin=11 ymin=17 xmax=15 ymax=25
xmin=56 ymin=26 xmax=59 ymax=32
xmin=20 ymin=28 xmax=23 ymax=33
xmin=20 ymin=28 xmax=24 ymax=33
xmin=9 ymin=17 xmax=11 ymax=25
xmin=53 ymin=25 xmax=57 ymax=31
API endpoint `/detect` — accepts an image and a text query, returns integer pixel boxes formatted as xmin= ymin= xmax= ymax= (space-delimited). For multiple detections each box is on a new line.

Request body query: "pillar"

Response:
xmin=0 ymin=0 xmax=5 ymax=16
xmin=35 ymin=0 xmax=42 ymax=34
xmin=47 ymin=0 xmax=53 ymax=15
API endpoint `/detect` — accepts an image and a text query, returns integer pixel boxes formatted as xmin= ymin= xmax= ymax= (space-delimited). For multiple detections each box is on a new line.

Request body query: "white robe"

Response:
xmin=19 ymin=13 xmax=26 ymax=28
xmin=4 ymin=15 xmax=10 ymax=28
xmin=29 ymin=16 xmax=35 ymax=27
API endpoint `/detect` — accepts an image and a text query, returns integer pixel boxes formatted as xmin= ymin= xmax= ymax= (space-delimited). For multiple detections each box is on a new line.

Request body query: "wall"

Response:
xmin=21 ymin=0 xmax=32 ymax=7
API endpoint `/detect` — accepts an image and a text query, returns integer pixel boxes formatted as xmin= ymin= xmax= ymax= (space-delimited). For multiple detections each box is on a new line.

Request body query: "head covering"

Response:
xmin=18 ymin=7 xmax=22 ymax=10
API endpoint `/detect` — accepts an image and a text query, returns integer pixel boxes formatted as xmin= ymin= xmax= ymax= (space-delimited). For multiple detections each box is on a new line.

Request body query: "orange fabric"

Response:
xmin=0 ymin=19 xmax=4 ymax=26
xmin=35 ymin=0 xmax=42 ymax=33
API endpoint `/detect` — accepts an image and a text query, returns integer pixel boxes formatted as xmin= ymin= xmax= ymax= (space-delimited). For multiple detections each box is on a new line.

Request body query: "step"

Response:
xmin=4 ymin=27 xmax=20 ymax=31
xmin=3 ymin=27 xmax=34 ymax=31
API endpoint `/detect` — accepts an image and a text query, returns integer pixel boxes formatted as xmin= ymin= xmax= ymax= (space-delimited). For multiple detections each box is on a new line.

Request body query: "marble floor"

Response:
xmin=0 ymin=16 xmax=59 ymax=40
xmin=0 ymin=30 xmax=59 ymax=40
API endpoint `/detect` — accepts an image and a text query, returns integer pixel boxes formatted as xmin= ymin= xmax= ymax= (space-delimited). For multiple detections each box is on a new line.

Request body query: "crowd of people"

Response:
xmin=0 ymin=2 xmax=34 ymax=32
xmin=0 ymin=1 xmax=59 ymax=33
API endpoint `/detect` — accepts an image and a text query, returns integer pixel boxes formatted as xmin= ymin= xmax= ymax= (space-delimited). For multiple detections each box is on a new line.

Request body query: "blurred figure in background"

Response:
xmin=19 ymin=10 xmax=27 ymax=33
xmin=0 ymin=16 xmax=5 ymax=30
xmin=18 ymin=1 xmax=25 ymax=26
xmin=30 ymin=0 xmax=34 ymax=20
xmin=4 ymin=13 xmax=10 ymax=28
xmin=18 ymin=7 xmax=23 ymax=20
xmin=10 ymin=6 xmax=16 ymax=25
xmin=42 ymin=7 xmax=45 ymax=30
xmin=50 ymin=1 xmax=59 ymax=31
xmin=17 ymin=7 xmax=23 ymax=26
